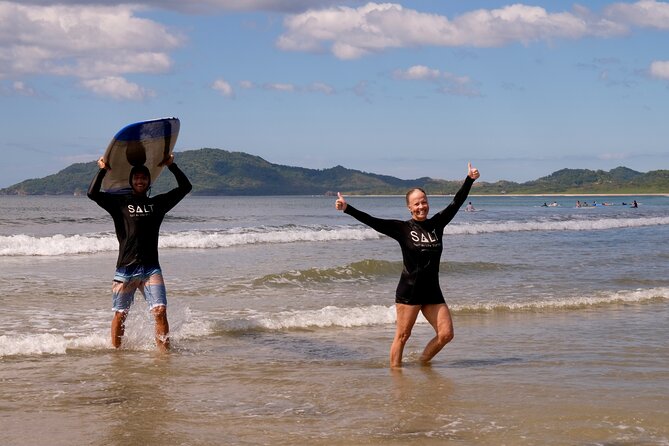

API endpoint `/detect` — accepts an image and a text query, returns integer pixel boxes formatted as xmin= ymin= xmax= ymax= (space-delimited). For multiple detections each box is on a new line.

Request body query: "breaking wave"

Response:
xmin=2 ymin=287 xmax=665 ymax=357
xmin=2 ymin=216 xmax=668 ymax=256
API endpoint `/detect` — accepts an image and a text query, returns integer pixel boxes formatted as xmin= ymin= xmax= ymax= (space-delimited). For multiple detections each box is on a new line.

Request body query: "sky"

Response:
xmin=1 ymin=0 xmax=669 ymax=188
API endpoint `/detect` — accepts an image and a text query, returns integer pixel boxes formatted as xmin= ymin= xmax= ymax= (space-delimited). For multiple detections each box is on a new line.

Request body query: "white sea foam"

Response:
xmin=447 ymin=216 xmax=669 ymax=235
xmin=451 ymin=287 xmax=669 ymax=313
xmin=2 ymin=216 xmax=668 ymax=256
xmin=217 ymin=305 xmax=397 ymax=332
xmin=0 ymin=333 xmax=109 ymax=357
xmin=158 ymin=227 xmax=377 ymax=249
xmin=2 ymin=287 xmax=666 ymax=357
xmin=0 ymin=233 xmax=116 ymax=256
xmin=0 ymin=303 xmax=210 ymax=357
xmin=0 ymin=330 xmax=191 ymax=357
xmin=0 ymin=227 xmax=377 ymax=256
xmin=214 ymin=287 xmax=669 ymax=332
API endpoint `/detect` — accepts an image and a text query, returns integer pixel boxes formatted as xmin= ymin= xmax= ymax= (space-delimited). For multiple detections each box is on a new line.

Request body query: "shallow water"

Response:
xmin=1 ymin=194 xmax=668 ymax=445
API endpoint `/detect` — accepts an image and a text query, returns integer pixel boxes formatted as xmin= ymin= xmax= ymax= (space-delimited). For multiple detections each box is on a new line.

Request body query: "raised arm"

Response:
xmin=433 ymin=162 xmax=480 ymax=226
xmin=336 ymin=192 xmax=403 ymax=239
xmin=167 ymin=159 xmax=192 ymax=195
xmin=159 ymin=154 xmax=192 ymax=194
xmin=87 ymin=157 xmax=109 ymax=201
xmin=154 ymin=155 xmax=192 ymax=211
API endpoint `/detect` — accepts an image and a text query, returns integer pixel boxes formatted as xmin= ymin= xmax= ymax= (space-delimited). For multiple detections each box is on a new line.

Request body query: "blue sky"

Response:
xmin=1 ymin=0 xmax=669 ymax=188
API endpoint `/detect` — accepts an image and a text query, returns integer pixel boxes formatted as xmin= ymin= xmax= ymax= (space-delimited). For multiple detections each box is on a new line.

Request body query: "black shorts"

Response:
xmin=395 ymin=294 xmax=446 ymax=306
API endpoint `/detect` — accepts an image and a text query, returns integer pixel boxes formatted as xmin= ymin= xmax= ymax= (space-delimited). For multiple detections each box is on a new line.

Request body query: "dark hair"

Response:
xmin=129 ymin=165 xmax=151 ymax=185
xmin=405 ymin=187 xmax=426 ymax=205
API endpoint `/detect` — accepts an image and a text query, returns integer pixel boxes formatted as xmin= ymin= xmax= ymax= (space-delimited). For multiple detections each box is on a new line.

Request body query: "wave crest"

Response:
xmin=3 ymin=216 xmax=668 ymax=256
xmin=2 ymin=287 xmax=665 ymax=357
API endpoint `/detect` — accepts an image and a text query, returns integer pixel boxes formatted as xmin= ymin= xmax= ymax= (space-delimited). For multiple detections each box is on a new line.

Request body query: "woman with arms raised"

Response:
xmin=335 ymin=163 xmax=480 ymax=367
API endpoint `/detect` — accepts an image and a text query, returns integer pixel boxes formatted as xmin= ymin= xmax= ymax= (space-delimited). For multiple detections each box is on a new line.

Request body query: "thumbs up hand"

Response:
xmin=467 ymin=162 xmax=480 ymax=180
xmin=335 ymin=192 xmax=347 ymax=211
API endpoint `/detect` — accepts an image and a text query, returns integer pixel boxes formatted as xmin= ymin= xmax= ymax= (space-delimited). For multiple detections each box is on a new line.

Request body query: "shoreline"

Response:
xmin=469 ymin=193 xmax=669 ymax=197
xmin=333 ymin=193 xmax=669 ymax=198
xmin=1 ymin=192 xmax=668 ymax=198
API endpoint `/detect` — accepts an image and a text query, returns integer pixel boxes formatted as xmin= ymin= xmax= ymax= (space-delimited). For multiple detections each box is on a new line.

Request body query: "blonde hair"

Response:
xmin=405 ymin=187 xmax=426 ymax=205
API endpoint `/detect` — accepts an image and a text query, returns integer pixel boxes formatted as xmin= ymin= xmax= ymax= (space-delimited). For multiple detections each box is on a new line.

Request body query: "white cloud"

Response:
xmin=393 ymin=65 xmax=480 ymax=97
xmin=604 ymin=0 xmax=669 ymax=30
xmin=331 ymin=42 xmax=370 ymax=60
xmin=12 ymin=81 xmax=36 ymax=96
xmin=264 ymin=82 xmax=296 ymax=92
xmin=0 ymin=3 xmax=182 ymax=80
xmin=393 ymin=65 xmax=441 ymax=81
xmin=649 ymin=60 xmax=669 ymax=80
xmin=212 ymin=78 xmax=235 ymax=97
xmin=276 ymin=2 xmax=628 ymax=59
xmin=307 ymin=82 xmax=335 ymax=94
xmin=80 ymin=76 xmax=155 ymax=100
xmin=238 ymin=79 xmax=334 ymax=95
xmin=13 ymin=0 xmax=348 ymax=14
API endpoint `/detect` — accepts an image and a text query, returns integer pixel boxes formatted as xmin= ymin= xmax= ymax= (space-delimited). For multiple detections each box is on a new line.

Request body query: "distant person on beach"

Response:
xmin=465 ymin=201 xmax=475 ymax=212
xmin=335 ymin=162 xmax=480 ymax=367
xmin=632 ymin=200 xmax=638 ymax=208
xmin=87 ymin=154 xmax=192 ymax=351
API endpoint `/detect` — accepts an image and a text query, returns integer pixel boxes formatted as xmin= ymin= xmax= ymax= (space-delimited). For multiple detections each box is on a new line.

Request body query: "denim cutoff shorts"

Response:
xmin=112 ymin=264 xmax=166 ymax=311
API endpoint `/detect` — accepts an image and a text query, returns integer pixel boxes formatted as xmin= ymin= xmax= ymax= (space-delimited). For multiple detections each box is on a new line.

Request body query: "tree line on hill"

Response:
xmin=1 ymin=148 xmax=667 ymax=196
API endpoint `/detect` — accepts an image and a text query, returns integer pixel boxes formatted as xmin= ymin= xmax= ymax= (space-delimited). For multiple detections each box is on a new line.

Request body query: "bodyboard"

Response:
xmin=101 ymin=117 xmax=180 ymax=192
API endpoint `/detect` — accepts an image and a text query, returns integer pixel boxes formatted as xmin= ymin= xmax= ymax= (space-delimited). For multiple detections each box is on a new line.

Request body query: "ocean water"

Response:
xmin=1 ymin=193 xmax=668 ymax=445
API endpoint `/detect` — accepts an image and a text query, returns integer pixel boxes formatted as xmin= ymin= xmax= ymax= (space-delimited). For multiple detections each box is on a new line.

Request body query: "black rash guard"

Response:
xmin=344 ymin=176 xmax=474 ymax=305
xmin=87 ymin=163 xmax=192 ymax=268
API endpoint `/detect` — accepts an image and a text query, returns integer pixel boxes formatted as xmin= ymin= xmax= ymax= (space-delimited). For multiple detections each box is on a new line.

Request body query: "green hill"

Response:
xmin=0 ymin=161 xmax=96 ymax=196
xmin=1 ymin=148 xmax=667 ymax=196
xmin=0 ymin=148 xmax=464 ymax=196
xmin=498 ymin=167 xmax=669 ymax=194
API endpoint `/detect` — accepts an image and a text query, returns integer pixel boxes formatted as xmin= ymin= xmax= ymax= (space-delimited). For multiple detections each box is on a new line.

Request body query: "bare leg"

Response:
xmin=390 ymin=303 xmax=421 ymax=368
xmin=111 ymin=311 xmax=128 ymax=348
xmin=419 ymin=303 xmax=454 ymax=365
xmin=152 ymin=305 xmax=170 ymax=352
xmin=141 ymin=273 xmax=169 ymax=352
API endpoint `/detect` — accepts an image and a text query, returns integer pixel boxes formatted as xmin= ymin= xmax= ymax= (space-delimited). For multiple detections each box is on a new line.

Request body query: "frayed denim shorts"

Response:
xmin=111 ymin=264 xmax=166 ymax=312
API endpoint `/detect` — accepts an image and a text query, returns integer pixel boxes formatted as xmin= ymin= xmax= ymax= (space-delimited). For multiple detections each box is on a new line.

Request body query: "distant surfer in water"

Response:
xmin=87 ymin=154 xmax=192 ymax=351
xmin=335 ymin=163 xmax=480 ymax=367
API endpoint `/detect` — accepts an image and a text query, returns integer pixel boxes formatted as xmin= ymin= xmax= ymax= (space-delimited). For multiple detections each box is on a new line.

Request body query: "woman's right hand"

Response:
xmin=335 ymin=192 xmax=347 ymax=211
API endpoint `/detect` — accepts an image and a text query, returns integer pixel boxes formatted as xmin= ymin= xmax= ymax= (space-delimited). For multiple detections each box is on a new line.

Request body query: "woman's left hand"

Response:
xmin=468 ymin=162 xmax=480 ymax=180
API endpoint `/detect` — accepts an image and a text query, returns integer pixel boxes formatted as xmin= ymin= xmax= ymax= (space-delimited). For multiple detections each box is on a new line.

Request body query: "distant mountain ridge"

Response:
xmin=513 ymin=166 xmax=669 ymax=194
xmin=1 ymin=148 xmax=667 ymax=196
